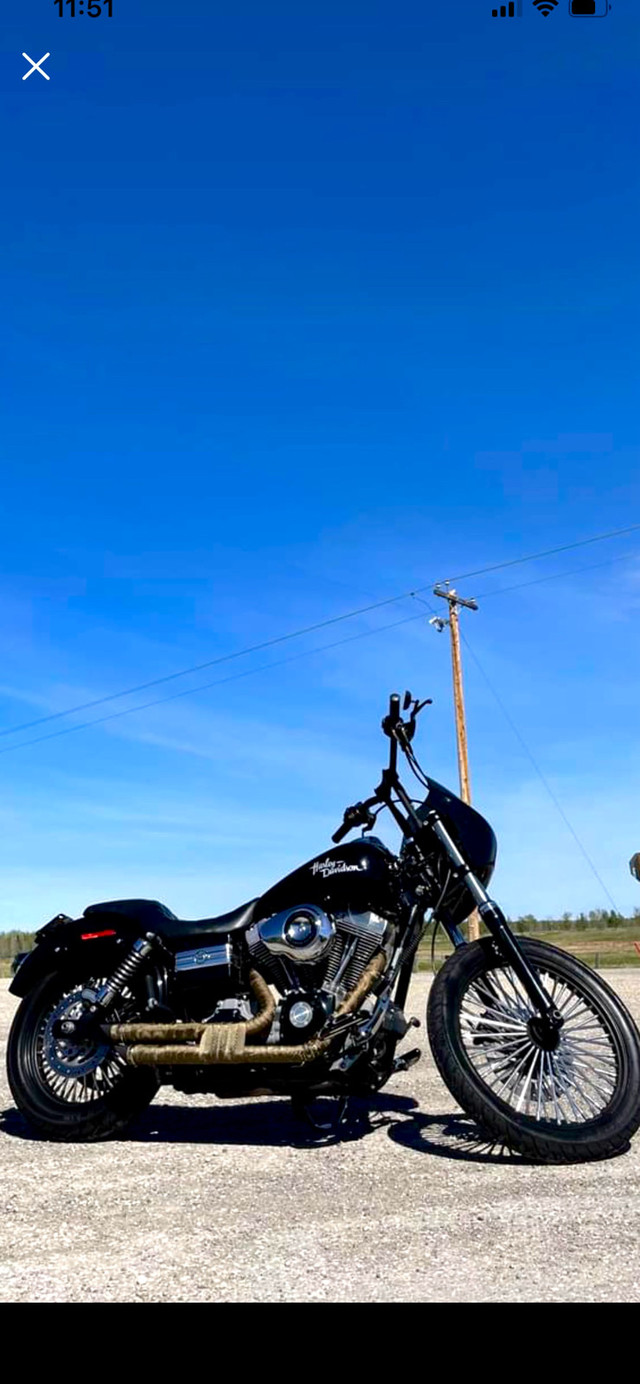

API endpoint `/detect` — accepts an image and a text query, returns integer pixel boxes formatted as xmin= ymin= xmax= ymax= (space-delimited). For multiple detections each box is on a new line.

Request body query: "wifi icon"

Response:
xmin=533 ymin=0 xmax=558 ymax=12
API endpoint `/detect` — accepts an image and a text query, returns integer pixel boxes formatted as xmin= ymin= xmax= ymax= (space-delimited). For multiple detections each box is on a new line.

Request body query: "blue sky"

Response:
xmin=0 ymin=0 xmax=639 ymax=929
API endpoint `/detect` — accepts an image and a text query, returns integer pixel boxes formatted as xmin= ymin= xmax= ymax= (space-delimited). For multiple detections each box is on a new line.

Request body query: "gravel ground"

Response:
xmin=1 ymin=971 xmax=640 ymax=1303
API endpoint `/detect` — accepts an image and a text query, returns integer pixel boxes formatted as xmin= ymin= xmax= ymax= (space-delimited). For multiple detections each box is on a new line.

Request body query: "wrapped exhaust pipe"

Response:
xmin=114 ymin=952 xmax=386 ymax=1067
xmin=109 ymin=969 xmax=275 ymax=1045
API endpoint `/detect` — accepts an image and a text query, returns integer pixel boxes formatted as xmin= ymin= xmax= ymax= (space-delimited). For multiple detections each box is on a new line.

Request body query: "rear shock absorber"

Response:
xmin=83 ymin=934 xmax=157 ymax=1012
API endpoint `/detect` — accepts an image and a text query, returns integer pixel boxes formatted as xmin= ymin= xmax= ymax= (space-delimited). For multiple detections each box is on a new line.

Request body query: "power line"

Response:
xmin=412 ymin=591 xmax=620 ymax=910
xmin=0 ymin=608 xmax=430 ymax=758
xmin=1 ymin=522 xmax=638 ymax=742
xmin=476 ymin=549 xmax=638 ymax=602
xmin=0 ymin=539 xmax=629 ymax=912
xmin=459 ymin=629 xmax=620 ymax=913
xmin=407 ymin=548 xmax=638 ymax=614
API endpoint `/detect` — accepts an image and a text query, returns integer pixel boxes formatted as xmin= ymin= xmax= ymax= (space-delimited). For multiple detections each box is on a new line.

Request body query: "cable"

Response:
xmin=475 ymin=549 xmax=638 ymax=602
xmin=1 ymin=522 xmax=638 ymax=741
xmin=457 ymin=627 xmax=618 ymax=908
xmin=0 ymin=608 xmax=431 ymax=758
xmin=411 ymin=590 xmax=620 ymax=910
xmin=461 ymin=630 xmax=620 ymax=912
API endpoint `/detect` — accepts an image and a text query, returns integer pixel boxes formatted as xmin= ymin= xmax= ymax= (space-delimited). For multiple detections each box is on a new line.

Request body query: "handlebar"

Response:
xmin=331 ymin=691 xmax=432 ymax=844
xmin=331 ymin=798 xmax=378 ymax=844
xmin=382 ymin=692 xmax=401 ymax=736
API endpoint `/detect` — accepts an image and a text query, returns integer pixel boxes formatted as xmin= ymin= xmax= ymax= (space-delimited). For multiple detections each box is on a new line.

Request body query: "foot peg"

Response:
xmin=392 ymin=1047 xmax=422 ymax=1073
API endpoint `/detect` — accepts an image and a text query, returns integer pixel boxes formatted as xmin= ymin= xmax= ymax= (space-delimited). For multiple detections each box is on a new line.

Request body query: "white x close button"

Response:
xmin=22 ymin=52 xmax=51 ymax=81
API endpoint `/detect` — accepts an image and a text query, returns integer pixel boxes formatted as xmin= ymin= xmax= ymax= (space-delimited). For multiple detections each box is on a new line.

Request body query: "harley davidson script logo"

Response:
xmin=311 ymin=857 xmax=366 ymax=878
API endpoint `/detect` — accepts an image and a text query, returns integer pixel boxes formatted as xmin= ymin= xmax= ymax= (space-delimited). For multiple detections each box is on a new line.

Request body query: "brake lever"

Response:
xmin=398 ymin=698 xmax=433 ymax=745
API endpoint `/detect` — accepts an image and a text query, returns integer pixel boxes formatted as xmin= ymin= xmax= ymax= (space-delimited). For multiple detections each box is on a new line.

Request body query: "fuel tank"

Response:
xmin=255 ymin=836 xmax=398 ymax=921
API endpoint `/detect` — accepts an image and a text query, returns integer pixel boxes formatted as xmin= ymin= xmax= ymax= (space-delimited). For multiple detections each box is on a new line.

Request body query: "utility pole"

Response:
xmin=430 ymin=584 xmax=481 ymax=942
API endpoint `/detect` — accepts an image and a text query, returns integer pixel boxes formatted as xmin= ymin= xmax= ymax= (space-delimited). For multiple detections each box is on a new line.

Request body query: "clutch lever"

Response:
xmin=331 ymin=798 xmax=378 ymax=844
xmin=400 ymin=697 xmax=433 ymax=744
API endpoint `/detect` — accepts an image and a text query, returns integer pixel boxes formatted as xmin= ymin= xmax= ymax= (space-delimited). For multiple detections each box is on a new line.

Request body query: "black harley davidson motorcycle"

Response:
xmin=7 ymin=693 xmax=640 ymax=1162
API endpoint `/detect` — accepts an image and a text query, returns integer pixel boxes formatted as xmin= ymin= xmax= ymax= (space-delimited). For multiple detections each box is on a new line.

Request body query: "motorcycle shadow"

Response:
xmin=0 ymin=1093 xmax=413 ymax=1149
xmin=388 ymin=1110 xmax=531 ymax=1164
xmin=2 ymin=1098 xmax=523 ymax=1160
xmin=131 ymin=1092 xmax=421 ymax=1148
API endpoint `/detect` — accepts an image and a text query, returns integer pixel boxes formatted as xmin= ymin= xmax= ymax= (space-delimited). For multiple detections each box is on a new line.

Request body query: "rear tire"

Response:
xmin=7 ymin=970 xmax=159 ymax=1142
xmin=427 ymin=937 xmax=640 ymax=1163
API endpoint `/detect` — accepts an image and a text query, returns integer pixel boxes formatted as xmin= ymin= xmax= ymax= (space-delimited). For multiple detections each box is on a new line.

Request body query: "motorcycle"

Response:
xmin=7 ymin=692 xmax=640 ymax=1161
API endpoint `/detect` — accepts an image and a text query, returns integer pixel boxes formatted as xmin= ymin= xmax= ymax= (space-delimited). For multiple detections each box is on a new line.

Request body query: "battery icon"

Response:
xmin=569 ymin=0 xmax=610 ymax=14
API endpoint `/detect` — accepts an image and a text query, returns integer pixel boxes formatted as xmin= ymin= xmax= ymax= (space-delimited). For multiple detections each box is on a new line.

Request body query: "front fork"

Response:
xmin=427 ymin=813 xmax=564 ymax=1039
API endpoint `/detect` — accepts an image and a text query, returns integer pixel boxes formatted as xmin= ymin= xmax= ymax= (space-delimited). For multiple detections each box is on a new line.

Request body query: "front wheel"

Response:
xmin=7 ymin=969 xmax=159 ymax=1142
xmin=427 ymin=937 xmax=640 ymax=1163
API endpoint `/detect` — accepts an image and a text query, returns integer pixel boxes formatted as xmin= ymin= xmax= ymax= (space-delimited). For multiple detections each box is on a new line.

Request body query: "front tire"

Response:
xmin=427 ymin=937 xmax=640 ymax=1163
xmin=7 ymin=970 xmax=159 ymax=1142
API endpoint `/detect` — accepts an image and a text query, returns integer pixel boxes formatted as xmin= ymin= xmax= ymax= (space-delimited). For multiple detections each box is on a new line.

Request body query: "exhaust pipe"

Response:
xmin=109 ymin=969 xmax=275 ymax=1045
xmin=113 ymin=952 xmax=386 ymax=1067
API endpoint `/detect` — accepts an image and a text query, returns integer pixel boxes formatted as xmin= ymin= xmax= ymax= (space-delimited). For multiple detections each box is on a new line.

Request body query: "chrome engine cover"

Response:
xmin=246 ymin=904 xmax=335 ymax=964
xmin=246 ymin=903 xmax=393 ymax=1005
xmin=322 ymin=910 xmax=392 ymax=999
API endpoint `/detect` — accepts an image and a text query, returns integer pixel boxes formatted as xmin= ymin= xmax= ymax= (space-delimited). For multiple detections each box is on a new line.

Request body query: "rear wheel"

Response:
xmin=427 ymin=937 xmax=640 ymax=1163
xmin=7 ymin=969 xmax=159 ymax=1142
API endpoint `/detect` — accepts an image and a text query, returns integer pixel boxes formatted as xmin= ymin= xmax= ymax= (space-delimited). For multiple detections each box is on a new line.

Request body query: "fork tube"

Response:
xmin=426 ymin=813 xmax=562 ymax=1025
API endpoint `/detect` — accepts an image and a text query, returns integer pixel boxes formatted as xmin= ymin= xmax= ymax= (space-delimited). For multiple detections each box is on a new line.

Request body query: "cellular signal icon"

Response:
xmin=492 ymin=1 xmax=522 ymax=13
xmin=533 ymin=0 xmax=558 ymax=13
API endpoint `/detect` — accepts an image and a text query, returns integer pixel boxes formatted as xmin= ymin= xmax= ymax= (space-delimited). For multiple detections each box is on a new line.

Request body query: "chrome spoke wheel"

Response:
xmin=459 ymin=962 xmax=619 ymax=1126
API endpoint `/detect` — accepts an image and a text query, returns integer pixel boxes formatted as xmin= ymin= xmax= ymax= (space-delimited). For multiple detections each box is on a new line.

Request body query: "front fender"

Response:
xmin=8 ymin=914 xmax=132 ymax=997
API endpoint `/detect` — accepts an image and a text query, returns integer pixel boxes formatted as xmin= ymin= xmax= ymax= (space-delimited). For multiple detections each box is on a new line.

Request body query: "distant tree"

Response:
xmin=0 ymin=931 xmax=36 ymax=961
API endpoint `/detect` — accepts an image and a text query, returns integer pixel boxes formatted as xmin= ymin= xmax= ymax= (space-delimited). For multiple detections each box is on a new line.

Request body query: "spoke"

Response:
xmin=556 ymin=990 xmax=590 ymax=1022
xmin=554 ymin=1062 xmax=602 ymax=1118
xmin=552 ymin=1064 xmax=587 ymax=1121
xmin=536 ymin=1053 xmax=545 ymax=1121
xmin=477 ymin=1041 xmax=533 ymax=1082
xmin=544 ymin=1050 xmax=562 ymax=1124
xmin=492 ymin=970 xmax=532 ymax=1023
xmin=515 ymin=1046 xmax=542 ymax=1113
xmin=491 ymin=1042 xmax=538 ymax=1102
xmin=464 ymin=997 xmax=530 ymax=1028
xmin=560 ymin=1037 xmax=614 ymax=1054
xmin=561 ymin=1044 xmax=616 ymax=1076
xmin=556 ymin=1054 xmax=615 ymax=1106
xmin=463 ymin=1014 xmax=528 ymax=1038
xmin=480 ymin=1035 xmax=534 ymax=1056
xmin=562 ymin=1016 xmax=606 ymax=1035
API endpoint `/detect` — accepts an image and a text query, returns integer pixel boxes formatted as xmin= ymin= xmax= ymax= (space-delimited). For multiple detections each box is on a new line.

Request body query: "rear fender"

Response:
xmin=8 ymin=913 xmax=139 ymax=997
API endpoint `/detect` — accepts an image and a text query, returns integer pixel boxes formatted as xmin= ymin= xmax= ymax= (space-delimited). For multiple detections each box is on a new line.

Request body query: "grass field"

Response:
xmin=417 ymin=926 xmax=640 ymax=972
xmin=2 ymin=926 xmax=640 ymax=981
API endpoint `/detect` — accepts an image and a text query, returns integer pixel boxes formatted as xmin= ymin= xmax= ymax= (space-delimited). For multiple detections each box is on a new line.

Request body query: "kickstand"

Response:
xmin=291 ymin=1094 xmax=352 ymax=1134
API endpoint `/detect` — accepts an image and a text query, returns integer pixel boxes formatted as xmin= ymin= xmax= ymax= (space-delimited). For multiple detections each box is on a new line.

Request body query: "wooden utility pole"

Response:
xmin=431 ymin=585 xmax=480 ymax=941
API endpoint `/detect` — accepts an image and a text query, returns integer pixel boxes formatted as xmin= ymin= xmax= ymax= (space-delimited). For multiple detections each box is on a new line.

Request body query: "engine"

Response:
xmin=245 ymin=903 xmax=394 ymax=1043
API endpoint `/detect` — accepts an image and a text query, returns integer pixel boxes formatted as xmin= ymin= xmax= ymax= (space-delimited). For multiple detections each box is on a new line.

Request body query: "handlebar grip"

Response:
xmin=388 ymin=693 xmax=401 ymax=727
xmin=332 ymin=801 xmax=364 ymax=843
xmin=331 ymin=821 xmax=351 ymax=844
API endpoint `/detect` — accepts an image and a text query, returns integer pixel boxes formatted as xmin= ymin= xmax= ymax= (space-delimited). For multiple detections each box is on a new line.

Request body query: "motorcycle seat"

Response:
xmin=82 ymin=897 xmax=258 ymax=946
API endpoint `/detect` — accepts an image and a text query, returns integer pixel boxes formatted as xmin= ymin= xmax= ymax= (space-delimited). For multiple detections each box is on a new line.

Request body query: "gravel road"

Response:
xmin=1 ymin=971 xmax=640 ymax=1303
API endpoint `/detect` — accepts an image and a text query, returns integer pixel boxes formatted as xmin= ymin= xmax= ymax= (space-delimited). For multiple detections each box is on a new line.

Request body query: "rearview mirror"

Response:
xmin=630 ymin=854 xmax=640 ymax=882
xmin=403 ymin=690 xmax=412 ymax=711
